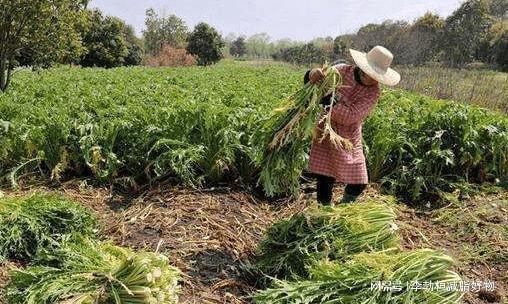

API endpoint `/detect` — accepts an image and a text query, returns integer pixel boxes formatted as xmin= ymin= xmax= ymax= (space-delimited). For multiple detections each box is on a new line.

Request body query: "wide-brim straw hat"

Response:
xmin=349 ymin=46 xmax=400 ymax=86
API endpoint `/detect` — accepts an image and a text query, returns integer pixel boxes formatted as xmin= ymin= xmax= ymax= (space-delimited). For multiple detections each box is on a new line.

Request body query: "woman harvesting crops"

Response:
xmin=306 ymin=46 xmax=400 ymax=205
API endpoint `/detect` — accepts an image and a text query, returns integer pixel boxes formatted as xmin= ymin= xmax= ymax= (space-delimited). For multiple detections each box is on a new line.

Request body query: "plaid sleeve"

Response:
xmin=331 ymin=89 xmax=380 ymax=126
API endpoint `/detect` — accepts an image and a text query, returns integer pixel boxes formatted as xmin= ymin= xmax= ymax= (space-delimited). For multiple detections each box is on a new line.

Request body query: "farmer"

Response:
xmin=304 ymin=46 xmax=400 ymax=205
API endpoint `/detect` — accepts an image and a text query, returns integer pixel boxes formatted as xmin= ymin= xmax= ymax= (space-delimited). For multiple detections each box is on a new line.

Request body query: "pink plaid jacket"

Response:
xmin=308 ymin=64 xmax=380 ymax=184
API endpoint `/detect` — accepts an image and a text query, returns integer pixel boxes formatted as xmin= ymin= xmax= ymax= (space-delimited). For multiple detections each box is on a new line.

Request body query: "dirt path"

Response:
xmin=0 ymin=182 xmax=506 ymax=303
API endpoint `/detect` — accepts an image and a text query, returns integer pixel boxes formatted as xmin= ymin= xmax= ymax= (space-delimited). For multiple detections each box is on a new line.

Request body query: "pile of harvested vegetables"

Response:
xmin=259 ymin=64 xmax=352 ymax=197
xmin=253 ymin=201 xmax=463 ymax=303
xmin=0 ymin=194 xmax=97 ymax=261
xmin=254 ymin=249 xmax=462 ymax=304
xmin=0 ymin=193 xmax=181 ymax=303
xmin=255 ymin=201 xmax=399 ymax=278
xmin=7 ymin=235 xmax=180 ymax=303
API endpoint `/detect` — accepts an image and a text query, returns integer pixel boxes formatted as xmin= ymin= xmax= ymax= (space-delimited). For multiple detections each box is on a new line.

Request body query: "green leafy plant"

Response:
xmin=364 ymin=90 xmax=508 ymax=204
xmin=0 ymin=193 xmax=96 ymax=262
xmin=0 ymin=62 xmax=506 ymax=203
xmin=7 ymin=235 xmax=180 ymax=304
xmin=254 ymin=249 xmax=463 ymax=304
xmin=256 ymin=201 xmax=399 ymax=278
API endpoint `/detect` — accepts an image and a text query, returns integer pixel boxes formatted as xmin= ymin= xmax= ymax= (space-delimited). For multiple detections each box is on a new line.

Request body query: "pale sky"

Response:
xmin=89 ymin=0 xmax=462 ymax=41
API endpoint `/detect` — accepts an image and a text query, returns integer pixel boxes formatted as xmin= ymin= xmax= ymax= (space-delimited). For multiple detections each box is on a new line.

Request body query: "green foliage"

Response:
xmin=489 ymin=0 xmax=508 ymax=18
xmin=363 ymin=90 xmax=508 ymax=204
xmin=258 ymin=65 xmax=350 ymax=197
xmin=256 ymin=201 xmax=399 ymax=278
xmin=6 ymin=235 xmax=180 ymax=303
xmin=80 ymin=9 xmax=132 ymax=68
xmin=402 ymin=13 xmax=445 ymax=65
xmin=0 ymin=193 xmax=96 ymax=262
xmin=186 ymin=23 xmax=224 ymax=66
xmin=268 ymin=1 xmax=503 ymax=69
xmin=481 ymin=20 xmax=508 ymax=71
xmin=230 ymin=37 xmax=247 ymax=57
xmin=253 ymin=249 xmax=463 ymax=304
xmin=272 ymin=43 xmax=328 ymax=65
xmin=122 ymin=24 xmax=144 ymax=66
xmin=333 ymin=35 xmax=354 ymax=60
xmin=0 ymin=0 xmax=87 ymax=91
xmin=354 ymin=20 xmax=410 ymax=64
xmin=245 ymin=33 xmax=274 ymax=59
xmin=143 ymin=8 xmax=189 ymax=55
xmin=0 ymin=62 xmax=299 ymax=187
xmin=441 ymin=0 xmax=493 ymax=66
xmin=0 ymin=62 xmax=506 ymax=203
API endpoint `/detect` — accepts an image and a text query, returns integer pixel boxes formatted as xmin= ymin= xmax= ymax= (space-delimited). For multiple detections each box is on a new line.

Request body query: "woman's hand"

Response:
xmin=309 ymin=68 xmax=325 ymax=84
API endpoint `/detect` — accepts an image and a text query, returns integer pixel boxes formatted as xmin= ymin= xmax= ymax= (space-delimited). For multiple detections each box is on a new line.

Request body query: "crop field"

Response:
xmin=1 ymin=61 xmax=506 ymax=202
xmin=0 ymin=61 xmax=507 ymax=303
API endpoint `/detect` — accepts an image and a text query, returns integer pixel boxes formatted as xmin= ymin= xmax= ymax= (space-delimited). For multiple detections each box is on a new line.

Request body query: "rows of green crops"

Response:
xmin=0 ymin=61 xmax=507 ymax=202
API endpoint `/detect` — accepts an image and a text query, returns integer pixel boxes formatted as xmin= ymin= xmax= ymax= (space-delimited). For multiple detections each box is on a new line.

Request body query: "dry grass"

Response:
xmin=395 ymin=189 xmax=507 ymax=304
xmin=396 ymin=66 xmax=508 ymax=113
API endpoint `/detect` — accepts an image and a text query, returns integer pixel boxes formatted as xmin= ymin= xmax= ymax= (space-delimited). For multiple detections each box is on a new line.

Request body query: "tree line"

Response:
xmin=0 ymin=1 xmax=225 ymax=91
xmin=228 ymin=0 xmax=507 ymax=71
xmin=0 ymin=0 xmax=506 ymax=92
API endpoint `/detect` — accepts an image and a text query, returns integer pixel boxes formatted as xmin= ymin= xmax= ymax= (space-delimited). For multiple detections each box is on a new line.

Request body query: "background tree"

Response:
xmin=0 ymin=0 xmax=88 ymax=91
xmin=79 ymin=9 xmax=130 ymax=68
xmin=333 ymin=35 xmax=354 ymax=60
xmin=273 ymin=43 xmax=326 ymax=65
xmin=401 ymin=13 xmax=445 ymax=65
xmin=489 ymin=0 xmax=508 ymax=18
xmin=272 ymin=39 xmax=301 ymax=53
xmin=245 ymin=33 xmax=273 ymax=59
xmin=354 ymin=20 xmax=409 ymax=64
xmin=143 ymin=8 xmax=189 ymax=55
xmin=230 ymin=37 xmax=247 ymax=57
xmin=481 ymin=20 xmax=508 ymax=71
xmin=311 ymin=36 xmax=334 ymax=60
xmin=222 ymin=33 xmax=237 ymax=58
xmin=441 ymin=0 xmax=492 ymax=66
xmin=186 ymin=23 xmax=224 ymax=66
xmin=122 ymin=24 xmax=144 ymax=66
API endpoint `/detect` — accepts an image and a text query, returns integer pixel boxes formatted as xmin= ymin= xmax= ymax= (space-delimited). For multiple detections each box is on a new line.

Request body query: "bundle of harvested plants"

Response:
xmin=0 ymin=193 xmax=96 ymax=262
xmin=254 ymin=249 xmax=463 ymax=304
xmin=256 ymin=201 xmax=399 ymax=278
xmin=7 ymin=235 xmax=181 ymax=304
xmin=259 ymin=64 xmax=352 ymax=196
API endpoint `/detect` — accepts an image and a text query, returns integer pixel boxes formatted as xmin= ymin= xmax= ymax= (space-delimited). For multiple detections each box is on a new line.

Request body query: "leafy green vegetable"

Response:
xmin=256 ymin=201 xmax=399 ymax=278
xmin=0 ymin=193 xmax=96 ymax=262
xmin=7 ymin=235 xmax=180 ymax=304
xmin=0 ymin=61 xmax=506 ymax=202
xmin=254 ymin=249 xmax=463 ymax=304
xmin=364 ymin=90 xmax=508 ymax=203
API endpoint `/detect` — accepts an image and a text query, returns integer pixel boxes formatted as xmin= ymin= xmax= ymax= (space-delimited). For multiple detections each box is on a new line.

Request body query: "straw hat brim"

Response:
xmin=349 ymin=49 xmax=401 ymax=86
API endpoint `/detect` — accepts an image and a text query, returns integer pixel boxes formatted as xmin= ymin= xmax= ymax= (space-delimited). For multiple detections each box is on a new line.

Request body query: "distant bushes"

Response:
xmin=145 ymin=45 xmax=197 ymax=67
xmin=271 ymin=43 xmax=327 ymax=66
